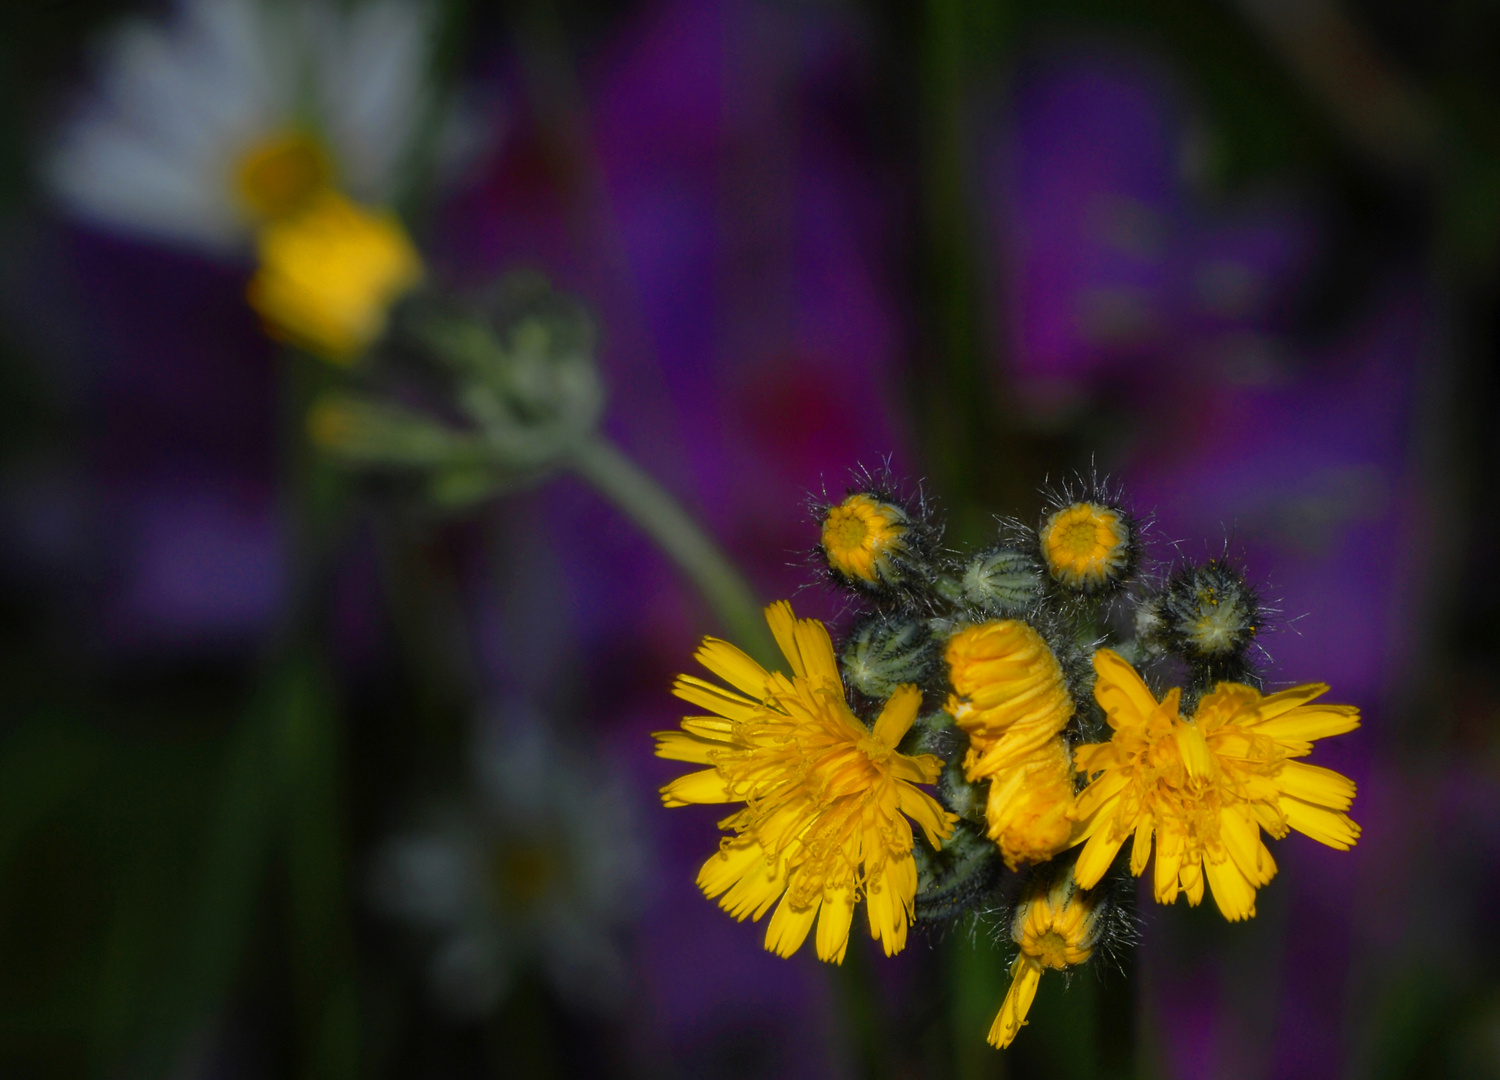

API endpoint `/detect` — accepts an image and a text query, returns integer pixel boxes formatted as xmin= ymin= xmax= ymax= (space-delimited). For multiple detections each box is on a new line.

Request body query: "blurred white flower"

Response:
xmin=370 ymin=713 xmax=646 ymax=1019
xmin=45 ymin=0 xmax=448 ymax=359
xmin=47 ymin=0 xmax=437 ymax=253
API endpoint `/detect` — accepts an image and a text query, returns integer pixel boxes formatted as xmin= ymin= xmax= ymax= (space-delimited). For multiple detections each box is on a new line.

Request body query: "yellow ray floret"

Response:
xmin=655 ymin=601 xmax=957 ymax=962
xmin=989 ymin=868 xmax=1101 ymax=1049
xmin=821 ymin=494 xmax=909 ymax=585
xmin=945 ymin=620 xmax=1077 ymax=867
xmin=1069 ymin=649 xmax=1361 ymax=921
xmin=1039 ymin=502 xmax=1132 ymax=590
xmin=248 ymin=189 xmax=423 ymax=362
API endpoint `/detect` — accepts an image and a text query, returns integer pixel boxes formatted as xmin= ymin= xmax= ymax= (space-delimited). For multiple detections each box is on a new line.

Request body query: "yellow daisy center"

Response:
xmin=235 ymin=132 xmax=334 ymax=220
xmin=492 ymin=842 xmax=558 ymax=910
xmin=1040 ymin=502 xmax=1131 ymax=589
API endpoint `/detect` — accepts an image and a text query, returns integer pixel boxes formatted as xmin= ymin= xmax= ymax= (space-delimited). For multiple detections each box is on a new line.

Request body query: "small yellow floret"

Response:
xmin=235 ymin=132 xmax=334 ymax=220
xmin=1070 ymin=649 xmax=1361 ymax=921
xmin=1039 ymin=502 xmax=1131 ymax=590
xmin=247 ymin=190 xmax=422 ymax=361
xmin=989 ymin=869 xmax=1100 ymax=1049
xmin=654 ymin=602 xmax=957 ymax=964
xmin=821 ymin=494 xmax=908 ymax=585
xmin=945 ymin=620 xmax=1077 ymax=867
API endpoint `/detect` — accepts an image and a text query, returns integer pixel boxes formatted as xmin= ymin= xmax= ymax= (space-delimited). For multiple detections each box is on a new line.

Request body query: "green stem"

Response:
xmin=566 ymin=435 xmax=778 ymax=667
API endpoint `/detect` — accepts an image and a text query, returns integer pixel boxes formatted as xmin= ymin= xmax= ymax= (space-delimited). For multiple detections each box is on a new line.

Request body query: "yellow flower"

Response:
xmin=988 ymin=868 xmax=1101 ymax=1049
xmin=1039 ymin=502 xmax=1132 ymax=590
xmin=821 ymin=494 xmax=909 ymax=585
xmin=247 ymin=189 xmax=423 ymax=361
xmin=655 ymin=601 xmax=956 ymax=962
xmin=1070 ymin=649 xmax=1361 ymax=920
xmin=945 ymin=620 xmax=1077 ymax=867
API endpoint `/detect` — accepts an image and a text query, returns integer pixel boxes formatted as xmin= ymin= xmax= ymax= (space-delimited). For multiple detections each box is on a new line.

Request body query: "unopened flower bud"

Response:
xmin=1140 ymin=559 xmax=1262 ymax=685
xmin=411 ymin=277 xmax=606 ymax=474
xmin=840 ymin=615 xmax=936 ymax=700
xmin=1037 ymin=500 xmax=1137 ymax=593
xmin=989 ymin=866 xmax=1103 ymax=1048
xmin=820 ymin=493 xmax=911 ymax=587
xmin=960 ymin=548 xmax=1042 ymax=613
xmin=913 ymin=820 xmax=1002 ymax=924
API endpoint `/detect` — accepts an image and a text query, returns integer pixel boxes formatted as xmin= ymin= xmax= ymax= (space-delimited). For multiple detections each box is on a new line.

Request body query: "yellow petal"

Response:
xmin=1129 ymin=818 xmax=1154 ymax=876
xmin=1280 ymin=796 xmax=1361 ymax=849
xmin=1277 ymin=761 xmax=1357 ymax=811
xmin=814 ymin=886 xmax=856 ymax=964
xmin=890 ymin=751 xmax=944 ymax=786
xmin=1154 ymin=824 xmax=1184 ymax=903
xmin=672 ymin=674 xmax=760 ymax=721
xmin=765 ymin=601 xmax=800 ymax=675
xmin=717 ymin=850 xmax=788 ymax=921
xmin=897 ymin=783 xmax=957 ymax=849
xmin=794 ymin=615 xmax=843 ymax=689
xmin=1179 ymin=859 xmax=1205 ymax=906
xmin=697 ymin=839 xmax=769 ymax=901
xmin=661 ymin=768 xmax=732 ymax=806
xmin=653 ymin=730 xmax=720 ymax=764
xmin=1091 ymin=649 xmax=1160 ymax=728
xmin=1073 ymin=766 xmax=1130 ymax=818
xmin=987 ymin=958 xmax=1043 ymax=1049
xmin=1219 ymin=806 xmax=1273 ymax=885
xmin=765 ymin=893 xmax=819 ymax=958
xmin=1204 ymin=854 xmax=1258 ymax=921
xmin=1251 ymin=704 xmax=1360 ymax=747
xmin=681 ymin=717 xmax=735 ymax=739
xmin=695 ymin=639 xmax=771 ymax=698
xmin=1174 ymin=718 xmax=1217 ymax=779
xmin=874 ymin=684 xmax=923 ymax=747
xmin=1073 ymin=827 xmax=1125 ymax=889
xmin=1251 ymin=682 xmax=1330 ymax=719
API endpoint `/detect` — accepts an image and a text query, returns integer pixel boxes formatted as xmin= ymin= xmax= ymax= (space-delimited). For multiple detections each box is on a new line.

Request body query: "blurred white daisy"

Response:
xmin=46 ymin=0 xmax=441 ymax=359
xmin=369 ymin=713 xmax=646 ymax=1019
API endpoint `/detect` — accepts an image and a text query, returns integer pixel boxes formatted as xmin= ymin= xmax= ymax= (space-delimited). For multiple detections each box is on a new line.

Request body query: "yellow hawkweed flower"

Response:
xmin=1039 ymin=501 xmax=1132 ymax=590
xmin=945 ymin=620 xmax=1077 ymax=867
xmin=654 ymin=601 xmax=956 ymax=962
xmin=989 ymin=868 xmax=1101 ymax=1049
xmin=821 ymin=493 xmax=909 ymax=585
xmin=1070 ymin=649 xmax=1361 ymax=920
xmin=247 ymin=189 xmax=423 ymax=361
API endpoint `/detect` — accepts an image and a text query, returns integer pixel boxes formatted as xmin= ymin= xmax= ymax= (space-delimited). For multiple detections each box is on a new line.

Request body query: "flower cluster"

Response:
xmin=654 ymin=472 xmax=1361 ymax=1051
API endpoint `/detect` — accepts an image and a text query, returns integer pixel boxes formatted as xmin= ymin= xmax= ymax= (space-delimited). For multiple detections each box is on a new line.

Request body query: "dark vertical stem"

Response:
xmin=918 ymin=0 xmax=984 ymax=537
xmin=279 ymin=356 xmax=361 ymax=1080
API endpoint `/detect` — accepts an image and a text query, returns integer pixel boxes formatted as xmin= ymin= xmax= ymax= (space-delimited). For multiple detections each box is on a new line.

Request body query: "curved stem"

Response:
xmin=566 ymin=435 xmax=778 ymax=668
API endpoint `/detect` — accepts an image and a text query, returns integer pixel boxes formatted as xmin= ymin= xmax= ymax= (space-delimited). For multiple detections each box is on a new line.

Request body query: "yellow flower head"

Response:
xmin=821 ymin=493 xmax=909 ymax=586
xmin=1039 ymin=501 xmax=1133 ymax=591
xmin=655 ymin=602 xmax=957 ymax=963
xmin=1070 ymin=649 xmax=1361 ymax=921
xmin=989 ymin=867 xmax=1101 ymax=1049
xmin=945 ymin=620 xmax=1077 ymax=868
xmin=247 ymin=189 xmax=423 ymax=362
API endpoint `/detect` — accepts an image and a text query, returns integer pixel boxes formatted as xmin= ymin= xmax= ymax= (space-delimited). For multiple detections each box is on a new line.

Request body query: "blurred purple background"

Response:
xmin=2 ymin=0 xmax=1496 ymax=1077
